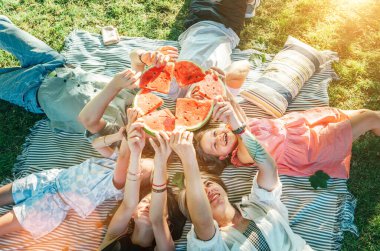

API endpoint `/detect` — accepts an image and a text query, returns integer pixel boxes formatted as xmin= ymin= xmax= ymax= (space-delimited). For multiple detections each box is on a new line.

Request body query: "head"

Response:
xmin=194 ymin=126 xmax=238 ymax=168
xmin=178 ymin=172 xmax=233 ymax=227
xmin=131 ymin=187 xmax=186 ymax=247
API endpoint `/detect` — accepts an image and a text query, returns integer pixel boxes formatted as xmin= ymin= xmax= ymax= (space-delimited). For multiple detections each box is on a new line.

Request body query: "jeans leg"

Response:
xmin=0 ymin=15 xmax=65 ymax=70
xmin=0 ymin=15 xmax=65 ymax=113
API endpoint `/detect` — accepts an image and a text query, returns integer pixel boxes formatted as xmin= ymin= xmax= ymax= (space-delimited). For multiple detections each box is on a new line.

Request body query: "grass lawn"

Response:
xmin=1 ymin=0 xmax=379 ymax=250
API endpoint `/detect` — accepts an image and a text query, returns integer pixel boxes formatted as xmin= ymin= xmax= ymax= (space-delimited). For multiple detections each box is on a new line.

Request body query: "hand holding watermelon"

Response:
xmin=169 ymin=128 xmax=195 ymax=159
xmin=109 ymin=68 xmax=141 ymax=90
xmin=127 ymin=120 xmax=146 ymax=153
xmin=157 ymin=46 xmax=179 ymax=62
xmin=149 ymin=131 xmax=172 ymax=165
xmin=212 ymin=99 xmax=243 ymax=131
xmin=140 ymin=51 xmax=170 ymax=68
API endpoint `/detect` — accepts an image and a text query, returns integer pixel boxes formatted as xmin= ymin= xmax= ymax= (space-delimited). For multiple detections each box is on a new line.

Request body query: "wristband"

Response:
xmin=152 ymin=187 xmax=167 ymax=193
xmin=138 ymin=53 xmax=147 ymax=66
xmin=128 ymin=171 xmax=143 ymax=177
xmin=152 ymin=181 xmax=167 ymax=188
xmin=231 ymin=124 xmax=246 ymax=135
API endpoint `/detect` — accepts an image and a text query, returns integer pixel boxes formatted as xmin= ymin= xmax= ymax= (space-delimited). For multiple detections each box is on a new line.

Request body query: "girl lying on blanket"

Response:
xmin=172 ymin=128 xmax=313 ymax=250
xmin=194 ymin=96 xmax=380 ymax=178
xmin=100 ymin=124 xmax=186 ymax=251
xmin=0 ymin=109 xmax=185 ymax=247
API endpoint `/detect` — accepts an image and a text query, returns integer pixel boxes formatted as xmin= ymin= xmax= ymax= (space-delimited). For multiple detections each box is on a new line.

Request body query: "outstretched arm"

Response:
xmin=91 ymin=127 xmax=126 ymax=158
xmin=100 ymin=121 xmax=146 ymax=247
xmin=149 ymin=132 xmax=174 ymax=251
xmin=213 ymin=99 xmax=278 ymax=191
xmin=130 ymin=46 xmax=179 ymax=73
xmin=78 ymin=69 xmax=141 ymax=134
xmin=169 ymin=129 xmax=215 ymax=241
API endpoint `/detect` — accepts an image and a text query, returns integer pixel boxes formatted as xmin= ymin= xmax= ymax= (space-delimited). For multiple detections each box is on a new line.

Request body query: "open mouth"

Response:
xmin=208 ymin=192 xmax=220 ymax=204
xmin=223 ymin=132 xmax=228 ymax=146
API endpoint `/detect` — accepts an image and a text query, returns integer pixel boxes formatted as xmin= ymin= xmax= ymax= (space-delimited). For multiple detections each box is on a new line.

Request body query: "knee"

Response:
xmin=0 ymin=15 xmax=12 ymax=25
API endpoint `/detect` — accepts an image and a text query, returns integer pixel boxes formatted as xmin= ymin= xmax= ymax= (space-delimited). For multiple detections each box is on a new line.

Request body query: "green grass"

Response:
xmin=1 ymin=0 xmax=379 ymax=249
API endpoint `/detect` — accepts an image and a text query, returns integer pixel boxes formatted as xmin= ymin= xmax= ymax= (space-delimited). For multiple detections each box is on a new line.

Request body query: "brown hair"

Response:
xmin=193 ymin=127 xmax=230 ymax=175
xmin=177 ymin=171 xmax=227 ymax=220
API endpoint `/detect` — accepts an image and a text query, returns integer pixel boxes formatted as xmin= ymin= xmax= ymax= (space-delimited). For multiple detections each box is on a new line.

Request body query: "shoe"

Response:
xmin=245 ymin=0 xmax=261 ymax=18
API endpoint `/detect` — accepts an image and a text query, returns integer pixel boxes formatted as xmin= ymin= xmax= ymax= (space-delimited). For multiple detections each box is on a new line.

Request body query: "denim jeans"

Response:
xmin=0 ymin=15 xmax=65 ymax=113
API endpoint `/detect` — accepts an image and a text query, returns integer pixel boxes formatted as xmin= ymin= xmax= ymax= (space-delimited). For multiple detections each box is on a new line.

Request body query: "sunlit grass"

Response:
xmin=0 ymin=0 xmax=379 ymax=249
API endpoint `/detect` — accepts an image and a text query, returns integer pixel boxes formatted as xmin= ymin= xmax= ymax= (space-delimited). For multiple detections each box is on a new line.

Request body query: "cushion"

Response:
xmin=240 ymin=36 xmax=338 ymax=117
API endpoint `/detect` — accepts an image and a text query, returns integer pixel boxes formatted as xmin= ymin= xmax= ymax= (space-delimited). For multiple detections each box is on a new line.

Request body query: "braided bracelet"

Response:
xmin=231 ymin=124 xmax=246 ymax=135
xmin=152 ymin=187 xmax=167 ymax=193
xmin=128 ymin=170 xmax=143 ymax=177
xmin=152 ymin=181 xmax=167 ymax=188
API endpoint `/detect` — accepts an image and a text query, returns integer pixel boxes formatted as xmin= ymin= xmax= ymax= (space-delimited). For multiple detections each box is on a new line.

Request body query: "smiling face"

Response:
xmin=202 ymin=178 xmax=231 ymax=224
xmin=199 ymin=127 xmax=238 ymax=159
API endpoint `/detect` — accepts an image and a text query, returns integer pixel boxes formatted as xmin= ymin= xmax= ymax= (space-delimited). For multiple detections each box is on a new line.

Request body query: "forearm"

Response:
xmin=180 ymin=153 xmax=214 ymax=238
xmin=78 ymin=82 xmax=122 ymax=133
xmin=123 ymin=151 xmax=141 ymax=208
xmin=101 ymin=202 xmax=133 ymax=249
xmin=113 ymin=137 xmax=131 ymax=189
xmin=92 ymin=132 xmax=122 ymax=157
xmin=150 ymin=162 xmax=167 ymax=223
xmin=240 ymin=130 xmax=278 ymax=191
xmin=130 ymin=49 xmax=146 ymax=72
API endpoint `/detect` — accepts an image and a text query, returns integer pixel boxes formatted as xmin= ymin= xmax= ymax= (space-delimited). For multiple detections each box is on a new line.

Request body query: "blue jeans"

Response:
xmin=0 ymin=15 xmax=65 ymax=113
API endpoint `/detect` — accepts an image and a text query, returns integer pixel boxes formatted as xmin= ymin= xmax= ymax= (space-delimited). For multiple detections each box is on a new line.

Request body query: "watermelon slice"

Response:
xmin=133 ymin=90 xmax=164 ymax=116
xmin=139 ymin=63 xmax=174 ymax=94
xmin=141 ymin=109 xmax=176 ymax=136
xmin=187 ymin=71 xmax=226 ymax=100
xmin=175 ymin=98 xmax=213 ymax=131
xmin=174 ymin=61 xmax=206 ymax=87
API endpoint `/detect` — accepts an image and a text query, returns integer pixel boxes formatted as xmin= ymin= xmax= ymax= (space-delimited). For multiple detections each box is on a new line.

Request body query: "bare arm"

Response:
xmin=78 ymin=69 xmax=141 ymax=134
xmin=149 ymin=132 xmax=174 ymax=251
xmin=169 ymin=129 xmax=215 ymax=241
xmin=92 ymin=127 xmax=125 ymax=158
xmin=101 ymin=120 xmax=146 ymax=248
xmin=213 ymin=99 xmax=278 ymax=191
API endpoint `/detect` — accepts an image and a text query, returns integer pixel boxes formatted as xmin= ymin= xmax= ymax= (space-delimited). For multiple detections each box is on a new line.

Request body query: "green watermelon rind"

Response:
xmin=142 ymin=109 xmax=175 ymax=137
xmin=186 ymin=75 xmax=227 ymax=100
xmin=183 ymin=103 xmax=214 ymax=131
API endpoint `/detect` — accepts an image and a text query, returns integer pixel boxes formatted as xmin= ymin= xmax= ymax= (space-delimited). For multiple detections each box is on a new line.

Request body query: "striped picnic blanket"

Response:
xmin=0 ymin=30 xmax=358 ymax=251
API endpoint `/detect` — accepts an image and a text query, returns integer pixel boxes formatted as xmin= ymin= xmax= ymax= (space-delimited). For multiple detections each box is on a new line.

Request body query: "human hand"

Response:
xmin=169 ymin=128 xmax=195 ymax=160
xmin=126 ymin=108 xmax=140 ymax=132
xmin=209 ymin=66 xmax=226 ymax=83
xmin=157 ymin=46 xmax=179 ymax=62
xmin=212 ymin=98 xmax=242 ymax=130
xmin=140 ymin=51 xmax=170 ymax=68
xmin=110 ymin=68 xmax=141 ymax=90
xmin=127 ymin=120 xmax=146 ymax=153
xmin=149 ymin=131 xmax=172 ymax=166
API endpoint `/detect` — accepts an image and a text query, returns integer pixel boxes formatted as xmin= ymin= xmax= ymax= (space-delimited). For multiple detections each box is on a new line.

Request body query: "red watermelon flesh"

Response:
xmin=197 ymin=72 xmax=225 ymax=100
xmin=174 ymin=61 xmax=206 ymax=87
xmin=139 ymin=63 xmax=174 ymax=94
xmin=142 ymin=109 xmax=175 ymax=135
xmin=134 ymin=90 xmax=163 ymax=116
xmin=175 ymin=98 xmax=212 ymax=129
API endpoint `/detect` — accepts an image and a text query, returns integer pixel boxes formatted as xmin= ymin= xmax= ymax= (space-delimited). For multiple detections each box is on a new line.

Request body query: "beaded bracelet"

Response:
xmin=152 ymin=181 xmax=167 ymax=188
xmin=231 ymin=124 xmax=246 ymax=135
xmin=152 ymin=187 xmax=167 ymax=193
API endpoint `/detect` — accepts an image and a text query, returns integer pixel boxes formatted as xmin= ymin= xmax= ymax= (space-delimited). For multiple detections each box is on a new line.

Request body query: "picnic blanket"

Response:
xmin=0 ymin=30 xmax=358 ymax=251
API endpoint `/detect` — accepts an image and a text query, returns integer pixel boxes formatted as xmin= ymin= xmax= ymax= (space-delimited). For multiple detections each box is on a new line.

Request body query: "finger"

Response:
xmin=149 ymin=138 xmax=159 ymax=152
xmin=156 ymin=132 xmax=164 ymax=147
xmin=212 ymin=102 xmax=224 ymax=120
xmin=188 ymin=132 xmax=194 ymax=143
xmin=123 ymin=69 xmax=135 ymax=78
xmin=159 ymin=130 xmax=170 ymax=141
xmin=214 ymin=106 xmax=230 ymax=121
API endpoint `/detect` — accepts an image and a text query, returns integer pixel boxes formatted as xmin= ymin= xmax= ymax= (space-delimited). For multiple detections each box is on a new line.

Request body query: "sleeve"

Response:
xmin=84 ymin=122 xmax=120 ymax=143
xmin=186 ymin=221 xmax=229 ymax=251
xmin=247 ymin=174 xmax=289 ymax=221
